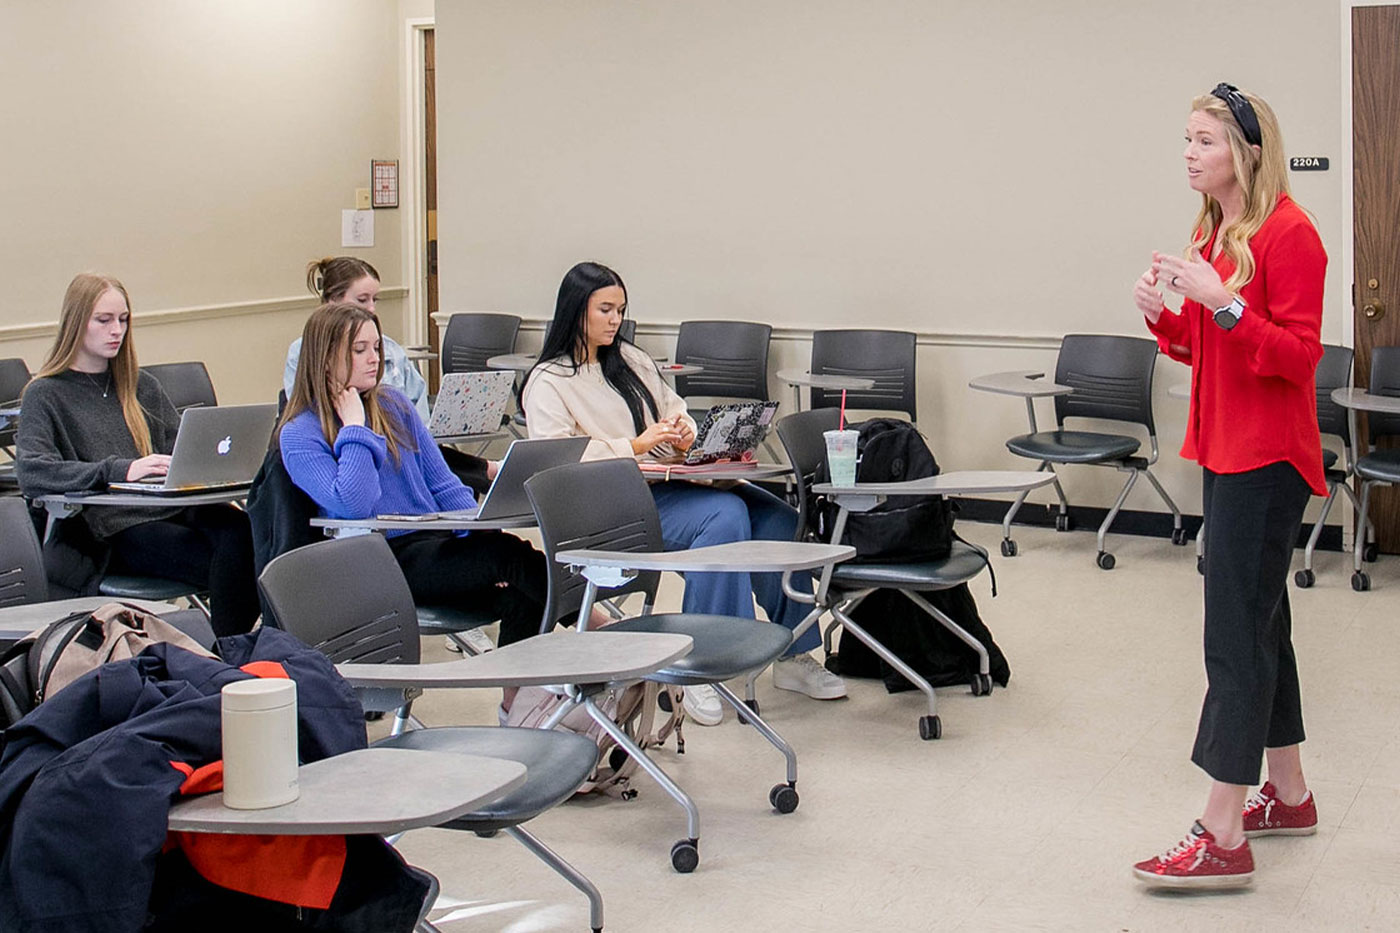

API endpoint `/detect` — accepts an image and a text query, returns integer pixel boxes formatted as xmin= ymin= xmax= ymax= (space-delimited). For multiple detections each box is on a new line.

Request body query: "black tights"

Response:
xmin=107 ymin=504 xmax=259 ymax=637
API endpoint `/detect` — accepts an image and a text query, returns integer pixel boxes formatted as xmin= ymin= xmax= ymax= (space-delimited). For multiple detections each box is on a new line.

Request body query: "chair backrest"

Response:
xmin=143 ymin=361 xmax=217 ymax=412
xmin=0 ymin=358 xmax=30 ymax=406
xmin=1052 ymin=335 xmax=1159 ymax=435
xmin=441 ymin=313 xmax=521 ymax=374
xmin=809 ymin=329 xmax=917 ymax=420
xmin=1367 ymin=345 xmax=1400 ymax=443
xmin=617 ymin=319 xmax=637 ymax=344
xmin=0 ymin=358 xmax=30 ymax=452
xmin=673 ymin=320 xmax=772 ymax=402
xmin=258 ymin=535 xmax=421 ymax=664
xmin=524 ymin=459 xmax=663 ymax=631
xmin=775 ymin=408 xmax=841 ymax=540
xmin=1313 ymin=343 xmax=1354 ymax=444
xmin=0 ymin=497 xmax=49 ymax=607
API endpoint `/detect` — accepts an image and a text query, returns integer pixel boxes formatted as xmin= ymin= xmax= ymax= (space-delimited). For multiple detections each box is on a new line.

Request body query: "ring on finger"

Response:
xmin=1170 ymin=275 xmax=1179 ymax=288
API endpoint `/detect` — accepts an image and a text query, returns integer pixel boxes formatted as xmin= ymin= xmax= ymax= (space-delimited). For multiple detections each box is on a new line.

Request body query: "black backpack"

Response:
xmin=813 ymin=418 xmax=954 ymax=563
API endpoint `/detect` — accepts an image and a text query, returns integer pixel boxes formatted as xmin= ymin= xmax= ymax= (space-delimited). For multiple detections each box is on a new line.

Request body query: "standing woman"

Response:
xmin=1132 ymin=84 xmax=1326 ymax=888
xmin=522 ymin=262 xmax=847 ymax=727
xmin=16 ymin=273 xmax=260 ymax=636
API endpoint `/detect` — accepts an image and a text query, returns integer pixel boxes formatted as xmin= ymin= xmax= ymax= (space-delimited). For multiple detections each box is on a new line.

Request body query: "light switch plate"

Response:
xmin=355 ymin=188 xmax=372 ymax=209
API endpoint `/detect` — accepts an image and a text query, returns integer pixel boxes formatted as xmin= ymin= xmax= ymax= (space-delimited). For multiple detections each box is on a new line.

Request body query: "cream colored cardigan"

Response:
xmin=521 ymin=341 xmax=697 ymax=462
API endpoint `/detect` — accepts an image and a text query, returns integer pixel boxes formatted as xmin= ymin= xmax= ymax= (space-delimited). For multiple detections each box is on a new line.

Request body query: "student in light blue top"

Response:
xmin=278 ymin=301 xmax=547 ymax=649
xmin=283 ymin=257 xmax=429 ymax=418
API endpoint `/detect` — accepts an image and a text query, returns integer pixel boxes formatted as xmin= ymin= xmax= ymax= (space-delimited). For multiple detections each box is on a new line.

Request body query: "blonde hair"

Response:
xmin=1186 ymin=89 xmax=1295 ymax=292
xmin=34 ymin=273 xmax=153 ymax=456
xmin=279 ymin=302 xmax=411 ymax=463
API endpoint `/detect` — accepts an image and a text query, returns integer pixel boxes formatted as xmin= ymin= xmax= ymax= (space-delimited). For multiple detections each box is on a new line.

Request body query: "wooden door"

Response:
xmin=424 ymin=28 xmax=440 ymax=394
xmin=1353 ymin=4 xmax=1400 ymax=550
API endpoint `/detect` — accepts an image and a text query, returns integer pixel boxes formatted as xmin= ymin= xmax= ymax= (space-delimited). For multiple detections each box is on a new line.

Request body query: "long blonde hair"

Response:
xmin=34 ymin=273 xmax=153 ymax=456
xmin=1186 ymin=89 xmax=1294 ymax=292
xmin=279 ymin=302 xmax=411 ymax=462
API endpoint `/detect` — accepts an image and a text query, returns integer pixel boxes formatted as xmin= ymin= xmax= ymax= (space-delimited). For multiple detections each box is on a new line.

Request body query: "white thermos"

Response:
xmin=221 ymin=679 xmax=300 ymax=809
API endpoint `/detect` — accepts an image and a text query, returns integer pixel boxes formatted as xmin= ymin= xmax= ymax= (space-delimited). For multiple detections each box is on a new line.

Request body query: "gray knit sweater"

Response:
xmin=16 ymin=369 xmax=183 ymax=539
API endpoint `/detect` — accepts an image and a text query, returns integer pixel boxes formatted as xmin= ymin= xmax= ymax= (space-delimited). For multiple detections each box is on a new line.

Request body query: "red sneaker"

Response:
xmin=1132 ymin=822 xmax=1254 ymax=889
xmin=1243 ymin=782 xmax=1318 ymax=837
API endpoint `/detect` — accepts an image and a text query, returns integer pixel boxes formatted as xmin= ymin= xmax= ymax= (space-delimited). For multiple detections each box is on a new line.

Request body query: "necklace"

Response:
xmin=79 ymin=370 xmax=111 ymax=398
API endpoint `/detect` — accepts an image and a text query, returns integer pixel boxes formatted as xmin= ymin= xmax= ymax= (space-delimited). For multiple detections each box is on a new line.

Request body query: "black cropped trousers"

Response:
xmin=1192 ymin=462 xmax=1311 ymax=785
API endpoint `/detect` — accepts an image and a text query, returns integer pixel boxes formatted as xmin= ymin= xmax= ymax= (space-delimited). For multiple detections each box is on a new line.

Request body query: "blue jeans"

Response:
xmin=649 ymin=481 xmax=818 ymax=656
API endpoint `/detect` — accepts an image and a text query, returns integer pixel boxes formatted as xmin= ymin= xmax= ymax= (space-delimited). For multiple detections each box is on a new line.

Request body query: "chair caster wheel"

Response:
xmin=670 ymin=839 xmax=699 ymax=873
xmin=1171 ymin=528 xmax=1188 ymax=546
xmin=769 ymin=783 xmax=799 ymax=814
xmin=608 ymin=747 xmax=630 ymax=772
xmin=970 ymin=673 xmax=992 ymax=696
xmin=474 ymin=829 xmax=498 ymax=838
xmin=657 ymin=690 xmax=674 ymax=713
xmin=1196 ymin=556 xmax=1205 ymax=575
xmin=1295 ymin=569 xmax=1315 ymax=588
xmin=1352 ymin=571 xmax=1371 ymax=592
xmin=918 ymin=715 xmax=942 ymax=740
xmin=1000 ymin=539 xmax=1017 ymax=557
xmin=1054 ymin=513 xmax=1073 ymax=532
xmin=744 ymin=697 xmax=760 ymax=717
xmin=1364 ymin=543 xmax=1379 ymax=563
xmin=1096 ymin=551 xmax=1115 ymax=571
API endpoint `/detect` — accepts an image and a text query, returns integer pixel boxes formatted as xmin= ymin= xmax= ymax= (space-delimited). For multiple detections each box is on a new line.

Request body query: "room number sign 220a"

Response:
xmin=1290 ymin=157 xmax=1329 ymax=171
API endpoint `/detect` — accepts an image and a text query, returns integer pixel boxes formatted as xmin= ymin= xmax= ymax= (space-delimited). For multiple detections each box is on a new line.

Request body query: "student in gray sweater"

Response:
xmin=16 ymin=274 xmax=259 ymax=635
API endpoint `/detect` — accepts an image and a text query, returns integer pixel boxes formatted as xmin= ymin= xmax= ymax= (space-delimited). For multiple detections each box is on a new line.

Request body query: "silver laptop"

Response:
xmin=108 ymin=404 xmax=279 ymax=494
xmin=427 ymin=371 xmax=515 ymax=438
xmin=432 ymin=436 xmax=590 ymax=521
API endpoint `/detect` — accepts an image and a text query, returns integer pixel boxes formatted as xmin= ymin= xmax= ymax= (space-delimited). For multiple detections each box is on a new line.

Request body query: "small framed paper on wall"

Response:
xmin=371 ymin=160 xmax=399 ymax=209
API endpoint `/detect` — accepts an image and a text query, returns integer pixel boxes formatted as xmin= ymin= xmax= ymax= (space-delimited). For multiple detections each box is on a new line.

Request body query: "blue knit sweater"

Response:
xmin=279 ymin=389 xmax=476 ymax=537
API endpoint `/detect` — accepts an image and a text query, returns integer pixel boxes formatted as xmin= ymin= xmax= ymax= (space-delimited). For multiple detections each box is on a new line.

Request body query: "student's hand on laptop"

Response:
xmin=486 ymin=460 xmax=501 ymax=481
xmin=334 ymin=385 xmax=366 ymax=428
xmin=127 ymin=454 xmax=172 ymax=481
xmin=631 ymin=420 xmax=686 ymax=456
xmin=672 ymin=416 xmax=695 ymax=451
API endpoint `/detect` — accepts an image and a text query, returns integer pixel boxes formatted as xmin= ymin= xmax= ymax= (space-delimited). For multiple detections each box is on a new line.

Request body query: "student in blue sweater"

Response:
xmin=278 ymin=302 xmax=549 ymax=649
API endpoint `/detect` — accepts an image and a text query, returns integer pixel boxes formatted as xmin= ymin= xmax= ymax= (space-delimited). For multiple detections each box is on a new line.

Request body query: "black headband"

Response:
xmin=1210 ymin=83 xmax=1262 ymax=147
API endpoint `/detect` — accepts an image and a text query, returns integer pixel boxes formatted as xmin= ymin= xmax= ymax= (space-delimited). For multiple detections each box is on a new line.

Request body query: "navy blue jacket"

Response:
xmin=0 ymin=628 xmax=365 ymax=933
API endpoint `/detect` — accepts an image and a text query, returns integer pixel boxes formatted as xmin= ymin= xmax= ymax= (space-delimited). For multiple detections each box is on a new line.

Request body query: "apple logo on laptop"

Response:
xmin=217 ymin=436 xmax=232 ymax=456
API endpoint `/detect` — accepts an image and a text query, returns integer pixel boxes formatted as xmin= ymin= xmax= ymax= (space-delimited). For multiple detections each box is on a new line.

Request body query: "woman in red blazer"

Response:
xmin=1131 ymin=84 xmax=1326 ymax=889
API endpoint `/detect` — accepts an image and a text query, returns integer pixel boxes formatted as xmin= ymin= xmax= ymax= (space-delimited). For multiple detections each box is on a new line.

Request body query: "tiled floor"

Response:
xmin=388 ymin=521 xmax=1400 ymax=932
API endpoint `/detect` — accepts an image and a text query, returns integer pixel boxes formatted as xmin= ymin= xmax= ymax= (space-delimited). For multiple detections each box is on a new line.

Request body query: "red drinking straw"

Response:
xmin=839 ymin=388 xmax=847 ymax=430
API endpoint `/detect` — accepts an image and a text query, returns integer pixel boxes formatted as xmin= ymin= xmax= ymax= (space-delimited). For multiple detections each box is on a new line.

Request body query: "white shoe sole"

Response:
xmin=1132 ymin=868 xmax=1254 ymax=888
xmin=772 ymin=674 xmax=847 ymax=700
xmin=1244 ymin=824 xmax=1317 ymax=838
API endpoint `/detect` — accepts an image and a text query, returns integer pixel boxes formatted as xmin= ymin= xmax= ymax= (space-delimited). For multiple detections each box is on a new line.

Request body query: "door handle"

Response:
xmin=1364 ymin=300 xmax=1386 ymax=321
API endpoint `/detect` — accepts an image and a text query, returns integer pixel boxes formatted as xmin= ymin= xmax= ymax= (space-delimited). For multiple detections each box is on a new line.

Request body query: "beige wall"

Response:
xmin=0 ymin=0 xmax=417 ymax=403
xmin=435 ymin=0 xmax=1347 ymax=518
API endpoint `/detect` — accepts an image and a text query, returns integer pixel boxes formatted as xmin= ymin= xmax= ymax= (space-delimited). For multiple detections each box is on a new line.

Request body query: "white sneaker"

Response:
xmin=681 ymin=685 xmax=724 ymax=726
xmin=773 ymin=654 xmax=847 ymax=700
xmin=449 ymin=629 xmax=496 ymax=655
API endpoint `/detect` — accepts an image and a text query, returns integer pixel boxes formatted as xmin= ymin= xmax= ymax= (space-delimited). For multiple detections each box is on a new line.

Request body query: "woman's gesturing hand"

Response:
xmin=631 ymin=418 xmax=686 ymax=455
xmin=127 ymin=454 xmax=172 ymax=481
xmin=1152 ymin=249 xmax=1232 ymax=310
xmin=334 ymin=385 xmax=366 ymax=428
xmin=1134 ymin=268 xmax=1165 ymax=324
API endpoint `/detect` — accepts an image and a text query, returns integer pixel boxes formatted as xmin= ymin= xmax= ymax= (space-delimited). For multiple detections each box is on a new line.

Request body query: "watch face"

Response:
xmin=1214 ymin=309 xmax=1238 ymax=331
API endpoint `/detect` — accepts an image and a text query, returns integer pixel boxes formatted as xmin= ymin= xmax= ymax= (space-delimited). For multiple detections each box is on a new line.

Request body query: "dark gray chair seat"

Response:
xmin=99 ymin=574 xmax=204 ymax=603
xmin=1356 ymin=448 xmax=1400 ymax=484
xmin=1006 ymin=430 xmax=1140 ymax=463
xmin=1322 ymin=448 xmax=1339 ymax=471
xmin=377 ymin=726 xmax=598 ymax=831
xmin=829 ymin=542 xmax=989 ymax=590
xmin=602 ymin=614 xmax=790 ymax=684
xmin=415 ymin=604 xmax=495 ymax=636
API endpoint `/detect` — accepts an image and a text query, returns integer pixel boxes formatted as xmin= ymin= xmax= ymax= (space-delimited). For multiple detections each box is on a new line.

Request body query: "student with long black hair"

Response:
xmin=521 ymin=261 xmax=846 ymax=725
xmin=16 ymin=273 xmax=259 ymax=635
